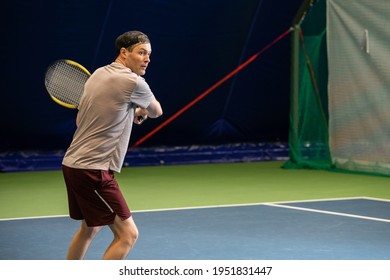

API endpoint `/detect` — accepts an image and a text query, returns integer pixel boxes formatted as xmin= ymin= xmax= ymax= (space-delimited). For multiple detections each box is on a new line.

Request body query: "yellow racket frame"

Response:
xmin=47 ymin=60 xmax=91 ymax=109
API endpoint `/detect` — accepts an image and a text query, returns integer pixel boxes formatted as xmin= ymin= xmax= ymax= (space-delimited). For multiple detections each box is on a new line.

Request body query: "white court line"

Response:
xmin=264 ymin=202 xmax=390 ymax=223
xmin=0 ymin=196 xmax=389 ymax=221
xmin=0 ymin=214 xmax=68 ymax=221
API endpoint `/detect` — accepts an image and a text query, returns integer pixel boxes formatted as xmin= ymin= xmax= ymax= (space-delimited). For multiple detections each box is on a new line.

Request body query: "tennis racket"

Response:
xmin=44 ymin=59 xmax=91 ymax=109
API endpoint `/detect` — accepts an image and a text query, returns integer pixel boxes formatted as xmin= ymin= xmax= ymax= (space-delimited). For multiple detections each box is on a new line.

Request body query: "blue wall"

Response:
xmin=1 ymin=0 xmax=302 ymax=151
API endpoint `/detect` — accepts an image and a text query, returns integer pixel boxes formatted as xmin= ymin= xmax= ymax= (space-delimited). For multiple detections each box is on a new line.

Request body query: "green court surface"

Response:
xmin=1 ymin=161 xmax=390 ymax=219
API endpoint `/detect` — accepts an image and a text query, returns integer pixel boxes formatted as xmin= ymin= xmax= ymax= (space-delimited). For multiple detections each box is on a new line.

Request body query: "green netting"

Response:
xmin=283 ymin=0 xmax=333 ymax=170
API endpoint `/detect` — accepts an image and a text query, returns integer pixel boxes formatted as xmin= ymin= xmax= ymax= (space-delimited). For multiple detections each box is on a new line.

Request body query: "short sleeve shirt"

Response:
xmin=62 ymin=62 xmax=154 ymax=172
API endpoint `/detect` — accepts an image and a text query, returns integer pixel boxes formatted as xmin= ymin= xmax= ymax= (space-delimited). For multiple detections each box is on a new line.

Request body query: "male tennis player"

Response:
xmin=62 ymin=31 xmax=162 ymax=260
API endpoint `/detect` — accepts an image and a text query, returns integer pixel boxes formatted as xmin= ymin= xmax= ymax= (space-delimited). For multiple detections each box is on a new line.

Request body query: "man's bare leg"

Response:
xmin=103 ymin=215 xmax=138 ymax=260
xmin=67 ymin=220 xmax=102 ymax=260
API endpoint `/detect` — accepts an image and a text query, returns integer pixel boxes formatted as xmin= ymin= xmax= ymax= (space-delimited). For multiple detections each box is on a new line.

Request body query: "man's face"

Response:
xmin=124 ymin=43 xmax=152 ymax=76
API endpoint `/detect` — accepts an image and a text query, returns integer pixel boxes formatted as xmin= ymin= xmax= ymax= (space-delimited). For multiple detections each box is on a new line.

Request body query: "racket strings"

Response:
xmin=45 ymin=61 xmax=89 ymax=107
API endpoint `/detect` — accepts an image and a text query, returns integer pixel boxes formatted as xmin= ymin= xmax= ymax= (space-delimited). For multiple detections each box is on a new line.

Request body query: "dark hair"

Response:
xmin=115 ymin=31 xmax=150 ymax=55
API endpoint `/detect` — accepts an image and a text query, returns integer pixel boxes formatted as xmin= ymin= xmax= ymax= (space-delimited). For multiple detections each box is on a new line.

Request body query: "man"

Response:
xmin=62 ymin=31 xmax=163 ymax=260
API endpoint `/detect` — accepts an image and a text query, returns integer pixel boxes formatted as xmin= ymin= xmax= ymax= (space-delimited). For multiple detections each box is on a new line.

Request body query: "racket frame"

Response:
xmin=45 ymin=59 xmax=91 ymax=109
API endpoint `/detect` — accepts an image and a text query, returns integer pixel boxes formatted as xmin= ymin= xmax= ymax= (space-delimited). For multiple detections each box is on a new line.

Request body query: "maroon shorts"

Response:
xmin=62 ymin=165 xmax=131 ymax=227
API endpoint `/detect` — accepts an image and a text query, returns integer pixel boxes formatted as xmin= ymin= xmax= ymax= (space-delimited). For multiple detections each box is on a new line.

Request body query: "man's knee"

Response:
xmin=124 ymin=221 xmax=139 ymax=247
xmin=113 ymin=216 xmax=139 ymax=246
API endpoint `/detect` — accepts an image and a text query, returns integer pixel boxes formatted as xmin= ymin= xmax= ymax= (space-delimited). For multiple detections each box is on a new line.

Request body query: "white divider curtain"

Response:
xmin=327 ymin=0 xmax=390 ymax=175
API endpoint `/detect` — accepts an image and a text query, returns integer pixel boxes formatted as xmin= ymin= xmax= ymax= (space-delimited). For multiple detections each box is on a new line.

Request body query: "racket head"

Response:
xmin=44 ymin=59 xmax=91 ymax=109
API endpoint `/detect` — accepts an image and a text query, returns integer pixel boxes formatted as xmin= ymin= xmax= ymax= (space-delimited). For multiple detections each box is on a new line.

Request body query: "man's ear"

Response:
xmin=120 ymin=47 xmax=127 ymax=56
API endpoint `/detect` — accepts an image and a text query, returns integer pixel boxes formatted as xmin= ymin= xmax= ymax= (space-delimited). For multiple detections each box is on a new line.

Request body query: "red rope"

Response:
xmin=130 ymin=28 xmax=293 ymax=149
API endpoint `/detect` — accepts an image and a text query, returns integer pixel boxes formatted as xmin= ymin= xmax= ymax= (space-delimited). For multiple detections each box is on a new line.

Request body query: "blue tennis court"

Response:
xmin=1 ymin=197 xmax=389 ymax=260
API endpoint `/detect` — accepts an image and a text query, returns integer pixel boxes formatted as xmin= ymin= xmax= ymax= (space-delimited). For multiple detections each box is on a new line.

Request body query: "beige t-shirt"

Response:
xmin=62 ymin=62 xmax=154 ymax=172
